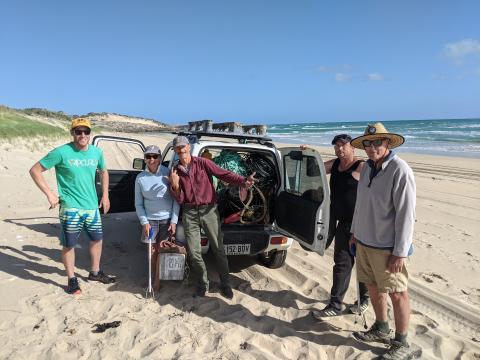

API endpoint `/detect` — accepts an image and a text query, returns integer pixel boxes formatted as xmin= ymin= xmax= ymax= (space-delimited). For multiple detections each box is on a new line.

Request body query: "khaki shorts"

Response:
xmin=356 ymin=242 xmax=408 ymax=293
xmin=140 ymin=219 xmax=170 ymax=244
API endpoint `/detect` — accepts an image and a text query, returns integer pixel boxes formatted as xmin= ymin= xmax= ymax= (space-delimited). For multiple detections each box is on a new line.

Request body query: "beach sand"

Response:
xmin=0 ymin=132 xmax=479 ymax=359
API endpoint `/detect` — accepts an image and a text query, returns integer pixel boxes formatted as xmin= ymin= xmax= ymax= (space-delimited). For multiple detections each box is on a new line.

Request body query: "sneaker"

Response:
xmin=349 ymin=300 xmax=369 ymax=314
xmin=353 ymin=323 xmax=392 ymax=344
xmin=220 ymin=284 xmax=233 ymax=300
xmin=88 ymin=270 xmax=116 ymax=284
xmin=66 ymin=277 xmax=81 ymax=295
xmin=311 ymin=304 xmax=344 ymax=320
xmin=380 ymin=340 xmax=422 ymax=360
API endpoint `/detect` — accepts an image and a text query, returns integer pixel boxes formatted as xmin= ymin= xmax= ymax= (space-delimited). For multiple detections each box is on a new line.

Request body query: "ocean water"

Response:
xmin=267 ymin=118 xmax=480 ymax=158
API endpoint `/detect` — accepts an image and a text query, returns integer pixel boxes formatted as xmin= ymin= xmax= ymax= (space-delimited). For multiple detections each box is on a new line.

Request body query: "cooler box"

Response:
xmin=158 ymin=253 xmax=185 ymax=280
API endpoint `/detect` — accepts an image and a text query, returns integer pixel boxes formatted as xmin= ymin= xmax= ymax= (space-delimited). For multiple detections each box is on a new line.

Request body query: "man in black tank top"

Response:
xmin=312 ymin=134 xmax=369 ymax=318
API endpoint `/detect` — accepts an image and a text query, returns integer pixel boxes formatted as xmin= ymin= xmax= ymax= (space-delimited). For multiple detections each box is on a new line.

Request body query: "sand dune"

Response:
xmin=0 ymin=133 xmax=479 ymax=359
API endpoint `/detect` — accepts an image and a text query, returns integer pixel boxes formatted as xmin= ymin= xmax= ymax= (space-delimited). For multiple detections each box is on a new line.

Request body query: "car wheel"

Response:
xmin=258 ymin=250 xmax=287 ymax=269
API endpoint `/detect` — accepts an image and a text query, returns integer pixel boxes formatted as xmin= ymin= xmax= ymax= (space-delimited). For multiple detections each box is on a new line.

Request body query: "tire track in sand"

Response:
xmin=409 ymin=162 xmax=480 ymax=181
xmin=244 ymin=246 xmax=480 ymax=345
xmin=409 ymin=279 xmax=480 ymax=339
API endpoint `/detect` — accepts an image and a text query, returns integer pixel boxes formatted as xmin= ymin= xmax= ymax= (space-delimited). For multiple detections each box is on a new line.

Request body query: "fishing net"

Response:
xmin=213 ymin=150 xmax=276 ymax=224
xmin=213 ymin=150 xmax=248 ymax=219
xmin=213 ymin=150 xmax=248 ymax=177
xmin=243 ymin=153 xmax=276 ymax=223
xmin=243 ymin=153 xmax=276 ymax=190
xmin=217 ymin=185 xmax=268 ymax=224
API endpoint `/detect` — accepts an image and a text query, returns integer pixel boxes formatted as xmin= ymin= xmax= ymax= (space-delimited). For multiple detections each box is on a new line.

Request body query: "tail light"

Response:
xmin=201 ymin=237 xmax=208 ymax=246
xmin=270 ymin=236 xmax=288 ymax=245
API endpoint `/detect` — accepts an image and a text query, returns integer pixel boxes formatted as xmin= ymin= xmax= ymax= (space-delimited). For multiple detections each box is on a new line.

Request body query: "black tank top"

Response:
xmin=330 ymin=158 xmax=363 ymax=222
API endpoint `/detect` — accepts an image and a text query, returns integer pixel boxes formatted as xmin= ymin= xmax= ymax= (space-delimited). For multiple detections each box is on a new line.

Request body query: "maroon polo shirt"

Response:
xmin=170 ymin=156 xmax=245 ymax=205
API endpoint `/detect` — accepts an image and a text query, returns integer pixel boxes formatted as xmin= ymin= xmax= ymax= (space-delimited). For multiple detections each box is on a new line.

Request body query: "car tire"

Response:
xmin=258 ymin=250 xmax=287 ymax=269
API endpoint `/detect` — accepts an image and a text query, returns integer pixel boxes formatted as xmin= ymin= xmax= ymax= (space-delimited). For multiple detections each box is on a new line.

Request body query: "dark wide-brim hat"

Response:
xmin=350 ymin=122 xmax=405 ymax=149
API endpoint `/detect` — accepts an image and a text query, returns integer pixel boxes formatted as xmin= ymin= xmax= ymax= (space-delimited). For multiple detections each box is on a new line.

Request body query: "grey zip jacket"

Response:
xmin=351 ymin=152 xmax=416 ymax=257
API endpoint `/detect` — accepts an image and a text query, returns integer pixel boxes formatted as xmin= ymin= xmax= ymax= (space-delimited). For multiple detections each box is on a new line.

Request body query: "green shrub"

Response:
xmin=22 ymin=107 xmax=71 ymax=121
xmin=0 ymin=110 xmax=68 ymax=141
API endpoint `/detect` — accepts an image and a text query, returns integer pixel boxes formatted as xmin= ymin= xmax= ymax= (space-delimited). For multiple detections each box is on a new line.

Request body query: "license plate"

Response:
xmin=224 ymin=244 xmax=251 ymax=255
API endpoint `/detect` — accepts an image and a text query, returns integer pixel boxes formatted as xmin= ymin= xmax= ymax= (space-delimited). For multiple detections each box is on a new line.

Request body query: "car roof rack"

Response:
xmin=172 ymin=120 xmax=273 ymax=144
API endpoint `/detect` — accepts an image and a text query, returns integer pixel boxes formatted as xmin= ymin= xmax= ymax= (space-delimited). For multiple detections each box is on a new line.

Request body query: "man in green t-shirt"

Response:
xmin=30 ymin=118 xmax=115 ymax=295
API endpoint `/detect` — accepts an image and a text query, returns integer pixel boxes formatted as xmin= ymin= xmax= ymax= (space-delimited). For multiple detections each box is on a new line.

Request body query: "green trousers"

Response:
xmin=182 ymin=204 xmax=230 ymax=289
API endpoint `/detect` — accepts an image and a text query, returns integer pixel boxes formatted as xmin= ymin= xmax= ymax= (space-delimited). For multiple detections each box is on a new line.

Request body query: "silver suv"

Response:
xmin=93 ymin=125 xmax=330 ymax=268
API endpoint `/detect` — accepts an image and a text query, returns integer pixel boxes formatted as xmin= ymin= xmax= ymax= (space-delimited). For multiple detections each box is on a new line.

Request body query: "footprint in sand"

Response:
xmin=412 ymin=310 xmax=439 ymax=329
xmin=421 ymin=272 xmax=448 ymax=284
xmin=422 ymin=275 xmax=434 ymax=283
xmin=465 ymin=252 xmax=480 ymax=263
xmin=415 ymin=324 xmax=429 ymax=334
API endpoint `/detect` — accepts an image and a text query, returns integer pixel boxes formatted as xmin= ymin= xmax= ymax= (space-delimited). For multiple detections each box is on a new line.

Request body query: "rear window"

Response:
xmin=199 ymin=146 xmax=278 ymax=225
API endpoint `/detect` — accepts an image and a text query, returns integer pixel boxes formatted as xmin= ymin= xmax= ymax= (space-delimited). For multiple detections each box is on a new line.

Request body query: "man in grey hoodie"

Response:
xmin=349 ymin=123 xmax=419 ymax=360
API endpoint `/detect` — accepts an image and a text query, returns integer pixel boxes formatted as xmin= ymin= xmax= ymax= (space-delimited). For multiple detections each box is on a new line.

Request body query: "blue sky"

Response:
xmin=1 ymin=1 xmax=479 ymax=125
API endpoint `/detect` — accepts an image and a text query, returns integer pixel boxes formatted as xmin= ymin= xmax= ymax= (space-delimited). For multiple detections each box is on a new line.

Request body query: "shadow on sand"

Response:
xmin=2 ymin=213 xmax=380 ymax=354
xmin=1 ymin=215 xmax=137 ymax=290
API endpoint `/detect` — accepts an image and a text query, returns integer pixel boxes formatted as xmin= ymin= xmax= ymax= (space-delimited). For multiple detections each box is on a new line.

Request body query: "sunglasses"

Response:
xmin=362 ymin=138 xmax=387 ymax=148
xmin=73 ymin=128 xmax=91 ymax=135
xmin=144 ymin=154 xmax=159 ymax=160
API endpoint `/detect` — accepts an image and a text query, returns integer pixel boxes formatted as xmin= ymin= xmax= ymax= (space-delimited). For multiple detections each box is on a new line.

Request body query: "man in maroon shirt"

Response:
xmin=169 ymin=136 xmax=255 ymax=299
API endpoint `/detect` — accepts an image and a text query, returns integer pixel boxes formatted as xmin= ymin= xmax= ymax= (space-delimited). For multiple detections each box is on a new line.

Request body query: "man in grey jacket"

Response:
xmin=349 ymin=123 xmax=419 ymax=360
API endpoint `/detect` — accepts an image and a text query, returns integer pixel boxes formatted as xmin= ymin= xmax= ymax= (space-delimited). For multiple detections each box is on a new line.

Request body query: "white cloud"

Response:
xmin=444 ymin=39 xmax=480 ymax=65
xmin=316 ymin=64 xmax=353 ymax=73
xmin=316 ymin=65 xmax=331 ymax=73
xmin=335 ymin=73 xmax=350 ymax=82
xmin=367 ymin=73 xmax=384 ymax=81
xmin=317 ymin=65 xmax=383 ymax=82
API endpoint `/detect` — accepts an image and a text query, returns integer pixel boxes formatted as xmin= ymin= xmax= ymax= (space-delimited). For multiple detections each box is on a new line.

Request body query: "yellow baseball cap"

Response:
xmin=71 ymin=118 xmax=91 ymax=130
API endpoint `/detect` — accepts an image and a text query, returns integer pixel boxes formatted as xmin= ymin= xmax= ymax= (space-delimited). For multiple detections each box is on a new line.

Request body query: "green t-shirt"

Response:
xmin=40 ymin=143 xmax=107 ymax=210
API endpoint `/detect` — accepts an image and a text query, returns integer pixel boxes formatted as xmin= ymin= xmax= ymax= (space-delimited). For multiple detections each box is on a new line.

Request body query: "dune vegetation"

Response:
xmin=0 ymin=107 xmax=68 ymax=142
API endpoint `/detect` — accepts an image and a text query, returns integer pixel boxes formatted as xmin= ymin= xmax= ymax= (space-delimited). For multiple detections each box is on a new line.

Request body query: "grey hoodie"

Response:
xmin=351 ymin=153 xmax=416 ymax=257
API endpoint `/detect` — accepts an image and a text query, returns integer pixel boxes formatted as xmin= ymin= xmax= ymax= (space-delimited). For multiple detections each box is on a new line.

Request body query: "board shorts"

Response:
xmin=59 ymin=207 xmax=103 ymax=248
xmin=356 ymin=241 xmax=409 ymax=293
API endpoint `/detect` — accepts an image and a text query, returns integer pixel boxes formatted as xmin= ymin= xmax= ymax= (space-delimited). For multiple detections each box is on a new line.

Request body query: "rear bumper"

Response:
xmin=200 ymin=224 xmax=293 ymax=255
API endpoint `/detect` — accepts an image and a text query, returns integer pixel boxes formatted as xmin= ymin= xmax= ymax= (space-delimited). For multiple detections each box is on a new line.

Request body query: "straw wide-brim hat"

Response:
xmin=350 ymin=122 xmax=405 ymax=149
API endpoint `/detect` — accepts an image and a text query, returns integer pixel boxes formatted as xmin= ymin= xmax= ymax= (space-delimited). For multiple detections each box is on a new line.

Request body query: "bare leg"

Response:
xmin=89 ymin=240 xmax=103 ymax=273
xmin=389 ymin=291 xmax=410 ymax=334
xmin=367 ymin=283 xmax=388 ymax=322
xmin=62 ymin=247 xmax=75 ymax=278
